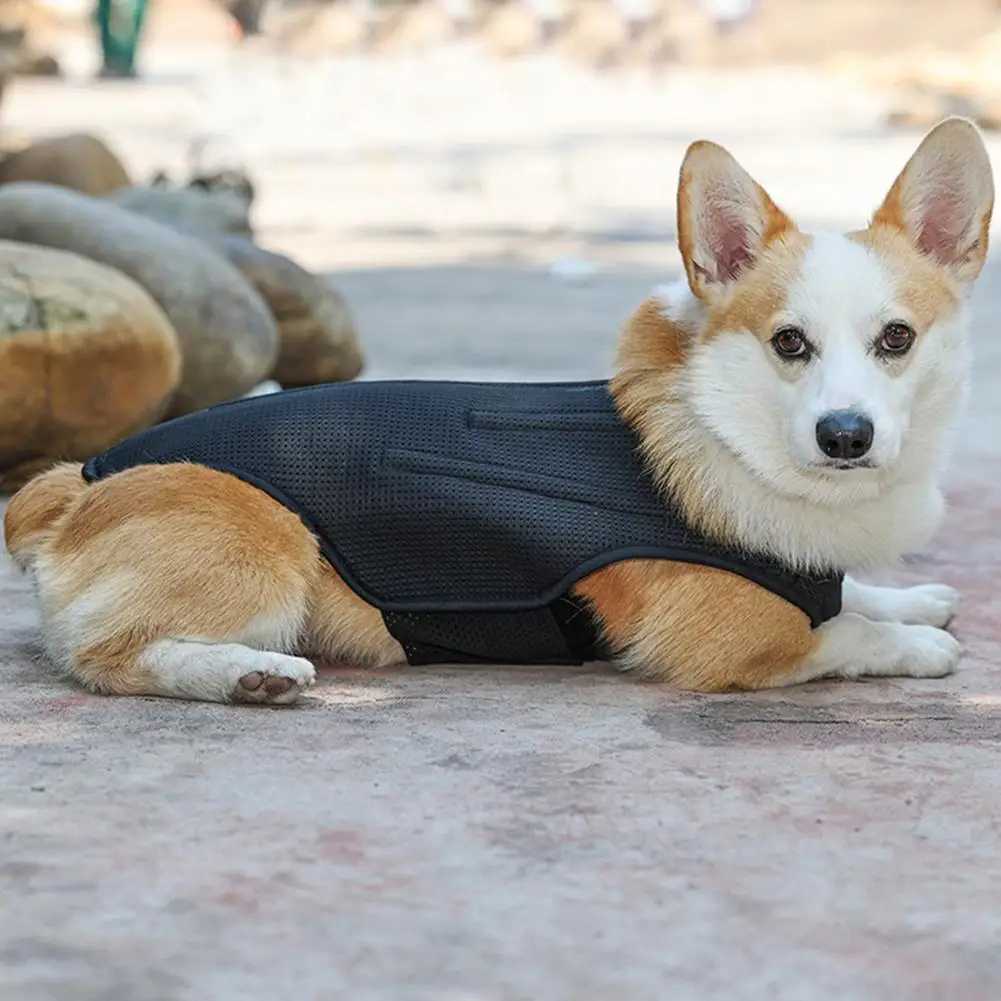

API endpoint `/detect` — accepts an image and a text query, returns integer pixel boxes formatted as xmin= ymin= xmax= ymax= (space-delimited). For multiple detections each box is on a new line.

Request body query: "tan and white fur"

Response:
xmin=3 ymin=117 xmax=994 ymax=703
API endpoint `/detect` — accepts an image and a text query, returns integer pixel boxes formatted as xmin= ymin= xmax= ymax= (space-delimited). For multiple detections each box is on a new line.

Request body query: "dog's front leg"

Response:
xmin=778 ymin=611 xmax=962 ymax=686
xmin=841 ymin=576 xmax=960 ymax=628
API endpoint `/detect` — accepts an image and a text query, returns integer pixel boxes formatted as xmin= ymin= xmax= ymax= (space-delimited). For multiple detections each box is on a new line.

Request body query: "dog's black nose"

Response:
xmin=815 ymin=410 xmax=875 ymax=460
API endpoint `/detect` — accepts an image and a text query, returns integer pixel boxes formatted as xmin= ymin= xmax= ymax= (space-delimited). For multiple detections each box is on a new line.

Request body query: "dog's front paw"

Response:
xmin=899 ymin=624 xmax=963 ymax=678
xmin=893 ymin=583 xmax=961 ymax=629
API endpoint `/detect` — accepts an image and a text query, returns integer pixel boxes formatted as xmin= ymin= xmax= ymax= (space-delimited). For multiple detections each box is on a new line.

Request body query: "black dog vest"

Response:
xmin=82 ymin=380 xmax=843 ymax=665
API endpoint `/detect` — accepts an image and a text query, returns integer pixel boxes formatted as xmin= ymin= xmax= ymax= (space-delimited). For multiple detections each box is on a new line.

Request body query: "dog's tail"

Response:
xmin=4 ymin=462 xmax=88 ymax=569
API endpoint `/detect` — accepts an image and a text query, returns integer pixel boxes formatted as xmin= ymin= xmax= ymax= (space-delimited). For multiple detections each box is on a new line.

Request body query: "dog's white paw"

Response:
xmin=233 ymin=653 xmax=316 ymax=705
xmin=891 ymin=583 xmax=961 ymax=628
xmin=898 ymin=624 xmax=963 ymax=678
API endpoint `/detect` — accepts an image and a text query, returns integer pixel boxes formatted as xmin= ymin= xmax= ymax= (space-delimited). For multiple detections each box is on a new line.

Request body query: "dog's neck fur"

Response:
xmin=610 ymin=286 xmax=949 ymax=575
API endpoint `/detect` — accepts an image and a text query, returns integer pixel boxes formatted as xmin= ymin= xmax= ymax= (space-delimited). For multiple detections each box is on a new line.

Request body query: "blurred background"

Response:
xmin=1 ymin=0 xmax=1000 ymax=396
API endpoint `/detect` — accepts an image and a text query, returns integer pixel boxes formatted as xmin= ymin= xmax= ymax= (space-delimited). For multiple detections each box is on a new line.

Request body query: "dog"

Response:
xmin=3 ymin=117 xmax=993 ymax=704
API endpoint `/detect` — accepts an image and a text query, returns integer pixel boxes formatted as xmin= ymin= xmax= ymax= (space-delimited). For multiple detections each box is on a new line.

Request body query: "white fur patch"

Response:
xmin=653 ymin=280 xmax=706 ymax=334
xmin=841 ymin=576 xmax=961 ymax=628
xmin=785 ymin=613 xmax=961 ymax=685
xmin=140 ymin=640 xmax=315 ymax=703
xmin=34 ymin=567 xmax=142 ymax=676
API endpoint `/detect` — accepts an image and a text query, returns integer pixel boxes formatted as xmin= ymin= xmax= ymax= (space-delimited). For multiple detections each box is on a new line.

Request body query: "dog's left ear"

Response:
xmin=677 ymin=140 xmax=796 ymax=304
xmin=871 ymin=117 xmax=995 ymax=284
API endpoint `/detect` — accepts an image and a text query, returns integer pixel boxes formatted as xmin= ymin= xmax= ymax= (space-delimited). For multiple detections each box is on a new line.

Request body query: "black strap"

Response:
xmin=383 ymin=592 xmax=605 ymax=666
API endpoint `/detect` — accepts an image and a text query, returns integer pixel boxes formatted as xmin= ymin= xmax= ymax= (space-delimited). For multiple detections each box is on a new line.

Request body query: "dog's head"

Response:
xmin=671 ymin=118 xmax=993 ymax=507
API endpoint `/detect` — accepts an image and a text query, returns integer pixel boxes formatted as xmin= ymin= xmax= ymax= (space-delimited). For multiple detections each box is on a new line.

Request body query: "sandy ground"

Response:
xmin=2 ymin=37 xmax=1001 ymax=1001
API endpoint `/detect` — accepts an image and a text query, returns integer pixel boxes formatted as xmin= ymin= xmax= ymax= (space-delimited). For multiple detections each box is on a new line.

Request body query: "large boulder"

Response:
xmin=0 ymin=183 xmax=279 ymax=416
xmin=0 ymin=133 xmax=131 ymax=196
xmin=0 ymin=240 xmax=181 ymax=492
xmin=205 ymin=236 xmax=364 ymax=386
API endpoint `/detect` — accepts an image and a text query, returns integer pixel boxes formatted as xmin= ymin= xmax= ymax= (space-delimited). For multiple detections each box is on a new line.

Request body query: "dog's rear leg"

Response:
xmin=112 ymin=639 xmax=316 ymax=705
xmin=30 ymin=463 xmax=323 ymax=704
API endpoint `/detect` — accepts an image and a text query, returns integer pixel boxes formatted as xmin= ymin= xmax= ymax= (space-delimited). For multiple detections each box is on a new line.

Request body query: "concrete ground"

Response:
xmin=3 ymin=34 xmax=1001 ymax=1001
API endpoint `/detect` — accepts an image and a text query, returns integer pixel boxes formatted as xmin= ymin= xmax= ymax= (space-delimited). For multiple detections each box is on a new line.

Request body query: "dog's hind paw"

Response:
xmin=233 ymin=654 xmax=316 ymax=705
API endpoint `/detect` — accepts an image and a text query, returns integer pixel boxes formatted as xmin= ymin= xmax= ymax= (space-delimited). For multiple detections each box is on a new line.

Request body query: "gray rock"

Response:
xmin=203 ymin=235 xmax=364 ymax=387
xmin=0 ymin=183 xmax=279 ymax=416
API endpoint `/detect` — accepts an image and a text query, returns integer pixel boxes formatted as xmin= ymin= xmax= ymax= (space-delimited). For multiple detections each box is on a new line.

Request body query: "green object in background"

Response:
xmin=95 ymin=0 xmax=150 ymax=78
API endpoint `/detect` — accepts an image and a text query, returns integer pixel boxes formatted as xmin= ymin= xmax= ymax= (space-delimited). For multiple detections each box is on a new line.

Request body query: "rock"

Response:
xmin=103 ymin=192 xmax=357 ymax=385
xmin=0 ymin=183 xmax=279 ymax=416
xmin=204 ymin=236 xmax=364 ymax=387
xmin=106 ymin=183 xmax=253 ymax=238
xmin=0 ymin=240 xmax=181 ymax=492
xmin=0 ymin=133 xmax=130 ymax=196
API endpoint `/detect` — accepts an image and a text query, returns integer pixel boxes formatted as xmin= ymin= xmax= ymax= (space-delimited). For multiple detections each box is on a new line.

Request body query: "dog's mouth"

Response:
xmin=810 ymin=458 xmax=878 ymax=472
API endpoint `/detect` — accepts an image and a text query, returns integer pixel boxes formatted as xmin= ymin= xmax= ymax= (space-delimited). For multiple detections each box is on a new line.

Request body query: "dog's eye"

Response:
xmin=878 ymin=322 xmax=915 ymax=355
xmin=771 ymin=326 xmax=809 ymax=359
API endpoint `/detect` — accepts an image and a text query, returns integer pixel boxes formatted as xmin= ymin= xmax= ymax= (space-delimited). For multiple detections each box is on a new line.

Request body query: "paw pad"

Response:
xmin=232 ymin=657 xmax=316 ymax=705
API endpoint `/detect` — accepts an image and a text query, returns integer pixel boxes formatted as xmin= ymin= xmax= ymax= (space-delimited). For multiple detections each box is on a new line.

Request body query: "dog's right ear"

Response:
xmin=677 ymin=141 xmax=796 ymax=304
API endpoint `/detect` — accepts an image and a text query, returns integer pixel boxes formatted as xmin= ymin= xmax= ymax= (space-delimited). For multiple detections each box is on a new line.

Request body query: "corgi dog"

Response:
xmin=3 ymin=117 xmax=994 ymax=704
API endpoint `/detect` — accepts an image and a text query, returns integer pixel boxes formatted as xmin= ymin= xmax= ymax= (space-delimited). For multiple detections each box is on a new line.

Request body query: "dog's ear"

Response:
xmin=870 ymin=117 xmax=995 ymax=284
xmin=677 ymin=140 xmax=796 ymax=304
